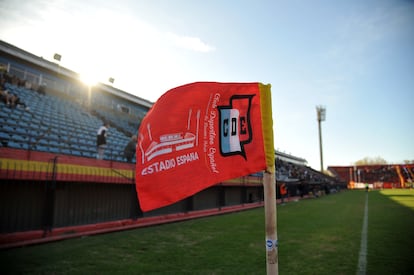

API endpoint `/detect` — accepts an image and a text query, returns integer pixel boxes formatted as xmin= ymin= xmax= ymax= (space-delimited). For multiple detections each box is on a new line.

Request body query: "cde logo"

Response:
xmin=218 ymin=94 xmax=254 ymax=159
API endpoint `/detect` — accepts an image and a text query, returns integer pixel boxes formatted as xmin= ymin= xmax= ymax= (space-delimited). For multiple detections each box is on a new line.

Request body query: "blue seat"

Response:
xmin=37 ymin=139 xmax=49 ymax=145
xmin=27 ymin=128 xmax=40 ymax=137
xmin=21 ymin=112 xmax=32 ymax=120
xmin=49 ymin=140 xmax=59 ymax=146
xmin=86 ymin=140 xmax=94 ymax=146
xmin=11 ymin=134 xmax=27 ymax=142
xmin=2 ymin=107 xmax=12 ymax=115
xmin=5 ymin=119 xmax=18 ymax=127
xmin=60 ymin=129 xmax=69 ymax=136
xmin=7 ymin=141 xmax=22 ymax=149
xmin=18 ymin=121 xmax=29 ymax=128
xmin=31 ymin=118 xmax=41 ymax=125
xmin=48 ymin=133 xmax=59 ymax=141
xmin=15 ymin=127 xmax=27 ymax=135
xmin=49 ymin=147 xmax=59 ymax=153
xmin=72 ymin=150 xmax=82 ymax=156
xmin=82 ymin=151 xmax=95 ymax=158
xmin=21 ymin=143 xmax=29 ymax=150
xmin=61 ymin=148 xmax=71 ymax=155
xmin=10 ymin=113 xmax=20 ymax=120
xmin=39 ymin=125 xmax=49 ymax=131
xmin=79 ymin=145 xmax=89 ymax=151
xmin=0 ymin=132 xmax=10 ymax=140
xmin=3 ymin=125 xmax=15 ymax=133
xmin=35 ymin=145 xmax=48 ymax=152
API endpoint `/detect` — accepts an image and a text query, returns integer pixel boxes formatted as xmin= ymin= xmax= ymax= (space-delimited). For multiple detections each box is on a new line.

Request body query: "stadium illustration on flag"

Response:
xmin=139 ymin=109 xmax=200 ymax=163
xmin=135 ymin=82 xmax=274 ymax=212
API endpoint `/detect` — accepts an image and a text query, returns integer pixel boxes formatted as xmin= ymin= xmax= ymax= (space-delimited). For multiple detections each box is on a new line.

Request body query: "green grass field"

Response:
xmin=1 ymin=189 xmax=414 ymax=274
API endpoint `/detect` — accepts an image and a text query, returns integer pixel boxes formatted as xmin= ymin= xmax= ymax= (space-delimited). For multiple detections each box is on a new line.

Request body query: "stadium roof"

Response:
xmin=0 ymin=40 xmax=153 ymax=109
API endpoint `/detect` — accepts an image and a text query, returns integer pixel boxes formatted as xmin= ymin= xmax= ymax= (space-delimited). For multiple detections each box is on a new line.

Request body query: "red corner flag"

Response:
xmin=135 ymin=82 xmax=274 ymax=212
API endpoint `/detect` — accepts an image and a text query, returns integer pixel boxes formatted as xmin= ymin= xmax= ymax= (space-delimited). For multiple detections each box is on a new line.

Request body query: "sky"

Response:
xmin=1 ymin=0 xmax=413 ymax=170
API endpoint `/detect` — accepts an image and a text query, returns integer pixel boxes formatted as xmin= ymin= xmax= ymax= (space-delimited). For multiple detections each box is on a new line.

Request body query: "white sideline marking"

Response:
xmin=357 ymin=193 xmax=368 ymax=275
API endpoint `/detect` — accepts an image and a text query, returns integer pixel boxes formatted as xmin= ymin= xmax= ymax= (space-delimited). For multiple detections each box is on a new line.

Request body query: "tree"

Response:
xmin=354 ymin=156 xmax=387 ymax=166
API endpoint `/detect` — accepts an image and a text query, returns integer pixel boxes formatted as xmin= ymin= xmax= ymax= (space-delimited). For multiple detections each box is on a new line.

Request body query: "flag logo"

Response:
xmin=218 ymin=95 xmax=254 ymax=159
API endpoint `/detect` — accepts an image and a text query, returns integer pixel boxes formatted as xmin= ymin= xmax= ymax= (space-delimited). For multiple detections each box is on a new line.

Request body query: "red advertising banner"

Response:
xmin=136 ymin=82 xmax=274 ymax=212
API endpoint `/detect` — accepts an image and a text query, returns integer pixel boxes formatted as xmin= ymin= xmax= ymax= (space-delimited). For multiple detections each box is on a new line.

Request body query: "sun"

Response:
xmin=76 ymin=54 xmax=111 ymax=87
xmin=80 ymin=70 xmax=100 ymax=86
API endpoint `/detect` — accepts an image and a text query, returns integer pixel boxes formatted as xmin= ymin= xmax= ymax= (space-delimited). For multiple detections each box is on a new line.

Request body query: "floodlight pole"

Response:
xmin=316 ymin=106 xmax=326 ymax=172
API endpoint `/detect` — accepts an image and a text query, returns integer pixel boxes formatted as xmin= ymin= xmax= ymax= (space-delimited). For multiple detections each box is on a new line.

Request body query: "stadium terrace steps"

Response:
xmin=1 ymin=83 xmax=136 ymax=162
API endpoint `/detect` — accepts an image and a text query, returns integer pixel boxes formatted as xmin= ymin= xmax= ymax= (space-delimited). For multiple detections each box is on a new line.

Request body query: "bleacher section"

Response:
xmin=329 ymin=164 xmax=414 ymax=188
xmin=1 ymin=83 xmax=135 ymax=162
xmin=276 ymin=158 xmax=334 ymax=184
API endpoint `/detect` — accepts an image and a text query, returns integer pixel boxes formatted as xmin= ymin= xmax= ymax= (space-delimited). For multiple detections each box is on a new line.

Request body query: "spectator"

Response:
xmin=280 ymin=182 xmax=288 ymax=204
xmin=123 ymin=135 xmax=137 ymax=162
xmin=298 ymin=181 xmax=305 ymax=198
xmin=0 ymin=89 xmax=8 ymax=104
xmin=8 ymin=93 xmax=29 ymax=109
xmin=96 ymin=122 xmax=110 ymax=160
xmin=0 ymin=82 xmax=29 ymax=109
xmin=0 ymin=77 xmax=9 ymax=103
xmin=37 ymin=83 xmax=46 ymax=95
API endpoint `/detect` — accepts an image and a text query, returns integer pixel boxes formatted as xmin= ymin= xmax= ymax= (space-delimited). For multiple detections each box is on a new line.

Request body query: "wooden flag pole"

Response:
xmin=258 ymin=83 xmax=277 ymax=274
xmin=263 ymin=169 xmax=278 ymax=274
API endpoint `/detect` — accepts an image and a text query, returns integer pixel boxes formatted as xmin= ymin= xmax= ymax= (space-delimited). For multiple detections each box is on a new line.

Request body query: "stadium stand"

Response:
xmin=329 ymin=164 xmax=414 ymax=189
xmin=0 ymin=82 xmax=132 ymax=161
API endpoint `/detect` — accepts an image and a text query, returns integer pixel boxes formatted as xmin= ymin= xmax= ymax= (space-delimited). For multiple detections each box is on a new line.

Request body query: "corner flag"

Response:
xmin=135 ymin=82 xmax=274 ymax=212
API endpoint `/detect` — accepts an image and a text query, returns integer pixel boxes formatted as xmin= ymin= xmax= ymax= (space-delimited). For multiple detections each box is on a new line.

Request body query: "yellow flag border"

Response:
xmin=259 ymin=83 xmax=275 ymax=173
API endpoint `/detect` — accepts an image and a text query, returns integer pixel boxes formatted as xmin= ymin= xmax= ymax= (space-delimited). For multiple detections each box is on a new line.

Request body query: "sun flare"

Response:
xmin=79 ymin=70 xmax=101 ymax=86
